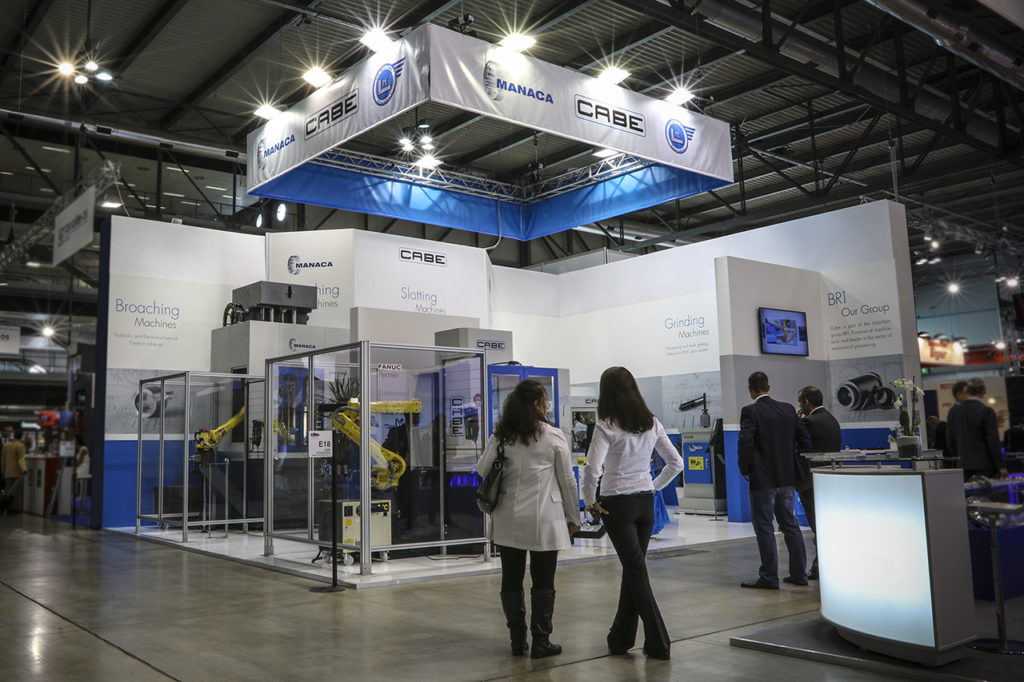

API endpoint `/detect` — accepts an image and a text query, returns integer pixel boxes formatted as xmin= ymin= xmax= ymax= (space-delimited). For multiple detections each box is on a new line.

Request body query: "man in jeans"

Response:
xmin=738 ymin=372 xmax=811 ymax=589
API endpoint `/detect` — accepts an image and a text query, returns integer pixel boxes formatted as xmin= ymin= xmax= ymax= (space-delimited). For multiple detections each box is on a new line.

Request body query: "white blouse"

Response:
xmin=582 ymin=417 xmax=684 ymax=506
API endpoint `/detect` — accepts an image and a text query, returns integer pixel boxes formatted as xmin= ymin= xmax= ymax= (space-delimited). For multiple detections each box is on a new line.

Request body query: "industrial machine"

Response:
xmin=328 ymin=399 xmax=422 ymax=489
xmin=316 ymin=499 xmax=392 ymax=565
xmin=677 ymin=419 xmax=727 ymax=515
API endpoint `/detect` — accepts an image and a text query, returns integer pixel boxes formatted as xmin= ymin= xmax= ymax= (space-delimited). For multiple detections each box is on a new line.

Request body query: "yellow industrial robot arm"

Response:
xmin=195 ymin=406 xmax=246 ymax=454
xmin=330 ymin=403 xmax=419 ymax=489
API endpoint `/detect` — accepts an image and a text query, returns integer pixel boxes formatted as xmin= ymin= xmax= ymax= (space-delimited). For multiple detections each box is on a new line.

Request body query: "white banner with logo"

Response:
xmin=265 ymin=230 xmax=354 ymax=328
xmin=427 ymin=25 xmax=732 ymax=181
xmin=917 ymin=338 xmax=964 ymax=366
xmin=349 ymin=230 xmax=490 ymax=321
xmin=246 ymin=29 xmax=430 ymax=190
xmin=53 ymin=186 xmax=95 ymax=266
xmin=0 ymin=325 xmax=19 ymax=355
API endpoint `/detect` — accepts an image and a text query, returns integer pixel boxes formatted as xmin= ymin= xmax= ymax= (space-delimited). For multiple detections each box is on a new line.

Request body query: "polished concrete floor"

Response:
xmin=1 ymin=513 xmax=1020 ymax=681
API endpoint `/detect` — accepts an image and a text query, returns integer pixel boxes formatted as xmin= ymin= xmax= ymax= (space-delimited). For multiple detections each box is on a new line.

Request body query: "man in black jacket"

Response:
xmin=795 ymin=386 xmax=842 ymax=581
xmin=738 ymin=372 xmax=811 ymax=589
xmin=948 ymin=378 xmax=1007 ymax=479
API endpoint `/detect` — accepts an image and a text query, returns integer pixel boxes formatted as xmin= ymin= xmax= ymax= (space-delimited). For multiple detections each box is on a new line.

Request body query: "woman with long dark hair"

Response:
xmin=477 ymin=379 xmax=580 ymax=658
xmin=582 ymin=367 xmax=684 ymax=659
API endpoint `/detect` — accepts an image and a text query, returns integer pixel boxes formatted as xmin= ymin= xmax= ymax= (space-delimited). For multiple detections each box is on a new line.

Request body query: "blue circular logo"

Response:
xmin=373 ymin=64 xmax=397 ymax=106
xmin=665 ymin=119 xmax=694 ymax=154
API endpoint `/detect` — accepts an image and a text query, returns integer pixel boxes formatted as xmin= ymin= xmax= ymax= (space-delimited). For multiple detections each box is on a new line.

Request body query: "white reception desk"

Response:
xmin=813 ymin=467 xmax=976 ymax=666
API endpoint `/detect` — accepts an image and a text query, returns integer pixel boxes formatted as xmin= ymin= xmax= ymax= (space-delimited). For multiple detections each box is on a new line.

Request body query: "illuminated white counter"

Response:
xmin=813 ymin=468 xmax=976 ymax=666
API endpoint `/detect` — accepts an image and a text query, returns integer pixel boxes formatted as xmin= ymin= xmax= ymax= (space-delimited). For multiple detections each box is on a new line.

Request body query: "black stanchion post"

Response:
xmin=311 ymin=435 xmax=344 ymax=593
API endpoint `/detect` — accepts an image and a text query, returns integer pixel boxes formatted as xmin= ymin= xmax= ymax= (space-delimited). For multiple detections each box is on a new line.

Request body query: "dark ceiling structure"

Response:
xmin=0 ymin=0 xmax=1022 ymax=406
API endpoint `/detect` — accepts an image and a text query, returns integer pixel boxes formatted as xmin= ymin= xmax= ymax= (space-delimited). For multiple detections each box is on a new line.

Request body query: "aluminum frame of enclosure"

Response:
xmin=135 ymin=371 xmax=265 ymax=542
xmin=262 ymin=341 xmax=489 ymax=576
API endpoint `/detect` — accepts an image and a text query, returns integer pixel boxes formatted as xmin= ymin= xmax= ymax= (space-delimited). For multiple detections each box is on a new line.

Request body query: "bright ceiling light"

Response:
xmin=303 ymin=67 xmax=331 ymax=88
xmin=101 ymin=199 xmax=121 ymax=208
xmin=499 ymin=33 xmax=536 ymax=52
xmin=416 ymin=154 xmax=441 ymax=169
xmin=419 ymin=133 xmax=433 ymax=144
xmin=95 ymin=71 xmax=113 ymax=81
xmin=915 ymin=257 xmax=928 ymax=265
xmin=420 ymin=142 xmax=435 ymax=151
xmin=74 ymin=74 xmax=88 ymax=84
xmin=58 ymin=62 xmax=74 ymax=75
xmin=666 ymin=86 xmax=694 ymax=105
xmin=995 ymin=341 xmax=1007 ymax=350
xmin=254 ymin=103 xmax=281 ymax=119
xmin=360 ymin=28 xmax=394 ymax=53
xmin=26 ymin=261 xmax=41 ymax=268
xmin=398 ymin=134 xmax=412 ymax=146
xmin=84 ymin=60 xmax=99 ymax=72
xmin=947 ymin=282 xmax=960 ymax=294
xmin=276 ymin=203 xmax=286 ymax=222
xmin=42 ymin=326 xmax=55 ymax=338
xmin=598 ymin=66 xmax=630 ymax=84
xmin=930 ymin=239 xmax=940 ymax=249
xmin=255 ymin=213 xmax=263 ymax=229
xmin=928 ymin=257 xmax=941 ymax=264
xmin=401 ymin=142 xmax=415 ymax=152
xmin=1007 ymin=277 xmax=1020 ymax=288
xmin=593 ymin=148 xmax=620 ymax=159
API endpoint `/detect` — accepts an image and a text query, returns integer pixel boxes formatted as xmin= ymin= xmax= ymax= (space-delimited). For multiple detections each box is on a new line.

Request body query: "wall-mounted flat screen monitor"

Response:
xmin=759 ymin=307 xmax=809 ymax=356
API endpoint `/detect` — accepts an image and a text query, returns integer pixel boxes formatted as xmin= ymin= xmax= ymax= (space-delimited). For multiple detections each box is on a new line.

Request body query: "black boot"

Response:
xmin=530 ymin=589 xmax=562 ymax=659
xmin=499 ymin=591 xmax=529 ymax=656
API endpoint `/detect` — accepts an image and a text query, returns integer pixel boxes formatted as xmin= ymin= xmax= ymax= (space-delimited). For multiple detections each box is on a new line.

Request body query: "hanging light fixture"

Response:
xmin=57 ymin=0 xmax=115 ymax=84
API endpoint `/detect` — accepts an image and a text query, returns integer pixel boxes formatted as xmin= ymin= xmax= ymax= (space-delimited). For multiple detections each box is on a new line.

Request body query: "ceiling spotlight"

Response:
xmin=303 ymin=67 xmax=331 ymax=88
xmin=42 ymin=326 xmax=55 ymax=338
xmin=1007 ymin=277 xmax=1019 ymax=288
xmin=995 ymin=340 xmax=1007 ymax=350
xmin=398 ymin=128 xmax=414 ymax=146
xmin=419 ymin=133 xmax=433 ymax=145
xmin=276 ymin=203 xmax=286 ymax=222
xmin=499 ymin=33 xmax=536 ymax=52
xmin=666 ymin=86 xmax=694 ymax=105
xmin=598 ymin=66 xmax=630 ymax=84
xmin=401 ymin=142 xmax=415 ymax=152
xmin=917 ymin=331 xmax=931 ymax=338
xmin=95 ymin=71 xmax=113 ymax=81
xmin=58 ymin=63 xmax=74 ymax=75
xmin=74 ymin=74 xmax=88 ymax=84
xmin=928 ymin=257 xmax=942 ymax=264
xmin=100 ymin=197 xmax=121 ymax=208
xmin=947 ymin=282 xmax=960 ymax=294
xmin=447 ymin=13 xmax=475 ymax=36
xmin=930 ymin=239 xmax=940 ymax=249
xmin=26 ymin=261 xmax=41 ymax=268
xmin=420 ymin=142 xmax=435 ymax=151
xmin=254 ymin=104 xmax=281 ymax=119
xmin=416 ymin=154 xmax=441 ymax=169
xmin=593 ymin=148 xmax=621 ymax=159
xmin=255 ymin=213 xmax=263 ymax=229
xmin=417 ymin=120 xmax=430 ymax=130
xmin=360 ymin=27 xmax=395 ymax=53
xmin=915 ymin=257 xmax=928 ymax=265
xmin=84 ymin=60 xmax=99 ymax=72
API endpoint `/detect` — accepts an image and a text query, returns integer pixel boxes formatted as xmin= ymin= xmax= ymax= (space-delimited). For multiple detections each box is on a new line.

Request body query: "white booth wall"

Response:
xmin=96 ymin=201 xmax=918 ymax=527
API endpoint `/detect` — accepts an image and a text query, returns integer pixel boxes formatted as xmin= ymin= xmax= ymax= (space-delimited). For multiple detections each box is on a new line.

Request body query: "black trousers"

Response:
xmin=498 ymin=546 xmax=558 ymax=593
xmin=602 ymin=492 xmax=670 ymax=654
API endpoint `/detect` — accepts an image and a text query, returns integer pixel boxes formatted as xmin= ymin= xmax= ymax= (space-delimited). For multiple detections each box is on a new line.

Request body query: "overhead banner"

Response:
xmin=0 ymin=325 xmax=19 ymax=355
xmin=52 ymin=185 xmax=95 ymax=266
xmin=247 ymin=28 xmax=430 ymax=190
xmin=428 ymin=24 xmax=732 ymax=181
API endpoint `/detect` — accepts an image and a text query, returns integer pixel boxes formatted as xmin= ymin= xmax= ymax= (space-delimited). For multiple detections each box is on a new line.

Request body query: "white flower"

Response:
xmin=893 ymin=395 xmax=904 ymax=410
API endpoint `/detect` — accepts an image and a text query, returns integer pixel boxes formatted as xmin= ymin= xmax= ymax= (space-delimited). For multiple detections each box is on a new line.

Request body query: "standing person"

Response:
xmin=1003 ymin=418 xmax=1024 ymax=453
xmin=738 ymin=372 xmax=811 ymax=590
xmin=947 ymin=378 xmax=1008 ymax=479
xmin=2 ymin=429 xmax=29 ymax=513
xmin=582 ymin=367 xmax=684 ymax=660
xmin=926 ymin=415 xmax=950 ymax=456
xmin=795 ymin=386 xmax=842 ymax=581
xmin=477 ymin=379 xmax=579 ymax=659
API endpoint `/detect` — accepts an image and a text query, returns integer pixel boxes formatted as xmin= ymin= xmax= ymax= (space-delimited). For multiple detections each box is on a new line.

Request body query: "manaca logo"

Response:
xmin=287 ymin=255 xmax=333 ymax=275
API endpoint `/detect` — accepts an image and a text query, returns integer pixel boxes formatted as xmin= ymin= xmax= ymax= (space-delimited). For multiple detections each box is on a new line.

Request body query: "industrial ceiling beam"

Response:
xmin=0 ymin=0 xmax=57 ymax=87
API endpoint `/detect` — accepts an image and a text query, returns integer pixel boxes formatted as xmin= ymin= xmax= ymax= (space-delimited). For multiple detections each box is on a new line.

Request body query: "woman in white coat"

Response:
xmin=477 ymin=379 xmax=580 ymax=658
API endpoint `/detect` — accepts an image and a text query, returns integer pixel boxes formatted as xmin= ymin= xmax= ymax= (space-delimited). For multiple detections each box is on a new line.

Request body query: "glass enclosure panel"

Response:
xmin=137 ymin=378 xmax=167 ymax=526
xmin=311 ymin=347 xmax=362 ymax=555
xmin=489 ymin=372 xmax=519 ymax=437
xmin=525 ymin=373 xmax=556 ymax=424
xmin=269 ymin=356 xmax=312 ymax=538
xmin=368 ymin=345 xmax=485 ymax=552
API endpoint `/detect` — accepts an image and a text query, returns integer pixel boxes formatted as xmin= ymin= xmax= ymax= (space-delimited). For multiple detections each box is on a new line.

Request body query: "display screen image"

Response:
xmin=759 ymin=307 xmax=809 ymax=356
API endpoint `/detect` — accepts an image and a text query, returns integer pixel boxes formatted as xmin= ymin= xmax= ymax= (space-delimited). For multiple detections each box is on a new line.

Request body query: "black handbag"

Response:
xmin=476 ymin=441 xmax=506 ymax=514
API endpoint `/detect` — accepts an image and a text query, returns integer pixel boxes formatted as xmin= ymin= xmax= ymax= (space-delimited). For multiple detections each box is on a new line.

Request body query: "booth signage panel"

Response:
xmin=0 ymin=325 xmax=19 ymax=355
xmin=247 ymin=29 xmax=430 ymax=190
xmin=308 ymin=430 xmax=331 ymax=458
xmin=266 ymin=230 xmax=354 ymax=328
xmin=52 ymin=186 xmax=95 ymax=266
xmin=917 ymin=338 xmax=964 ymax=366
xmin=428 ymin=26 xmax=732 ymax=181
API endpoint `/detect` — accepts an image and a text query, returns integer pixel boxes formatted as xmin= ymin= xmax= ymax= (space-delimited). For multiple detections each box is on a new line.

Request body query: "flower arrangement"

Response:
xmin=890 ymin=377 xmax=924 ymax=441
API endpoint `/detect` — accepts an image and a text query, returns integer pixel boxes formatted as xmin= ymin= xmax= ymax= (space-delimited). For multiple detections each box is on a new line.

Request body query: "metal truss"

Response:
xmin=0 ymin=160 xmax=121 ymax=275
xmin=311 ymin=147 xmax=655 ymax=205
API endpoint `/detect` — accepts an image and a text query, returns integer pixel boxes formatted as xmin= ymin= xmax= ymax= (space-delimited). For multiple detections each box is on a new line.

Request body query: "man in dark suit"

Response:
xmin=738 ymin=372 xmax=811 ymax=589
xmin=948 ymin=378 xmax=1007 ymax=479
xmin=795 ymin=386 xmax=842 ymax=580
xmin=1003 ymin=418 xmax=1024 ymax=453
